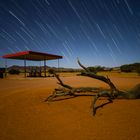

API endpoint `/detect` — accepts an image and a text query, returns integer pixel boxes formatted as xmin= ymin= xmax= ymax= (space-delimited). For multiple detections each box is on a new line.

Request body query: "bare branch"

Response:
xmin=77 ymin=59 xmax=118 ymax=93
xmin=91 ymin=90 xmax=113 ymax=115
xmin=77 ymin=58 xmax=89 ymax=72
xmin=54 ymin=73 xmax=73 ymax=89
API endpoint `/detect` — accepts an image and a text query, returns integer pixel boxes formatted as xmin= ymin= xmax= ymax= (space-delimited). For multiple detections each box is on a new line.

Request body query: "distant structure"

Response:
xmin=2 ymin=50 xmax=63 ymax=77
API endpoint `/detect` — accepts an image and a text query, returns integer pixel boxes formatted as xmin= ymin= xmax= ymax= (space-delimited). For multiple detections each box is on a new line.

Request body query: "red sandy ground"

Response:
xmin=0 ymin=73 xmax=140 ymax=140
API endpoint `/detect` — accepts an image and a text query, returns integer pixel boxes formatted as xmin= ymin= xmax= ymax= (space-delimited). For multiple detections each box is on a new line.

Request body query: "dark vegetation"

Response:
xmin=6 ymin=62 xmax=140 ymax=75
xmin=136 ymin=66 xmax=140 ymax=75
xmin=87 ymin=66 xmax=105 ymax=74
xmin=120 ymin=63 xmax=140 ymax=73
xmin=8 ymin=69 xmax=20 ymax=75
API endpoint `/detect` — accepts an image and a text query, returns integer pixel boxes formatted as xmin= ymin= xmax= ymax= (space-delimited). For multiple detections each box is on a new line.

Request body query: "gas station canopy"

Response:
xmin=2 ymin=51 xmax=63 ymax=61
xmin=2 ymin=51 xmax=63 ymax=77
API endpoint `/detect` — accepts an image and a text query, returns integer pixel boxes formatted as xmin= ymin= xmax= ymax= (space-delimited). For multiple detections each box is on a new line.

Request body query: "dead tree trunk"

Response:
xmin=45 ymin=60 xmax=140 ymax=116
xmin=45 ymin=68 xmax=101 ymax=102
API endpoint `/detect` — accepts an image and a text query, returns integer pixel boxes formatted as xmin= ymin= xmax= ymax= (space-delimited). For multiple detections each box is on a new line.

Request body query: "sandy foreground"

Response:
xmin=0 ymin=74 xmax=140 ymax=140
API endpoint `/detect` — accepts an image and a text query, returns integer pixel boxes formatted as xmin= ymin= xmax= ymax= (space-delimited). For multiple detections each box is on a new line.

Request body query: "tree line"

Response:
xmin=2 ymin=62 xmax=140 ymax=75
xmin=120 ymin=63 xmax=140 ymax=74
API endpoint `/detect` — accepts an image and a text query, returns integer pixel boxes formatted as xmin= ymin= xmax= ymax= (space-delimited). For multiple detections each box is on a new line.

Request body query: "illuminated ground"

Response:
xmin=0 ymin=72 xmax=140 ymax=140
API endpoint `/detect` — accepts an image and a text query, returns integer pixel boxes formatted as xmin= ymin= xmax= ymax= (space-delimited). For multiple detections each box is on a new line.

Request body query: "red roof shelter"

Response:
xmin=2 ymin=51 xmax=63 ymax=77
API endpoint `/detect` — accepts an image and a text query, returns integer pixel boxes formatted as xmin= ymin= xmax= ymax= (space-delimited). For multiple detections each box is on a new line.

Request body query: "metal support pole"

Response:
xmin=5 ymin=59 xmax=7 ymax=78
xmin=39 ymin=61 xmax=41 ymax=77
xmin=24 ymin=58 xmax=27 ymax=78
xmin=58 ymin=59 xmax=60 ymax=72
xmin=44 ymin=59 xmax=46 ymax=77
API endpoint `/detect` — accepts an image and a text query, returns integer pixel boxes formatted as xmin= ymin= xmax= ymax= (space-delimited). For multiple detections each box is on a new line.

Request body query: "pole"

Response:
xmin=39 ymin=61 xmax=41 ymax=77
xmin=24 ymin=57 xmax=26 ymax=78
xmin=58 ymin=59 xmax=60 ymax=72
xmin=44 ymin=59 xmax=46 ymax=77
xmin=5 ymin=59 xmax=7 ymax=78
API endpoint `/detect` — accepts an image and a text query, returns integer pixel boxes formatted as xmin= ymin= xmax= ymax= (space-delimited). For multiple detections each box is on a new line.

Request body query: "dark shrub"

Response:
xmin=136 ymin=66 xmax=140 ymax=75
xmin=120 ymin=65 xmax=132 ymax=72
xmin=120 ymin=63 xmax=140 ymax=73
xmin=87 ymin=66 xmax=104 ymax=74
xmin=48 ymin=68 xmax=55 ymax=74
xmin=9 ymin=69 xmax=20 ymax=75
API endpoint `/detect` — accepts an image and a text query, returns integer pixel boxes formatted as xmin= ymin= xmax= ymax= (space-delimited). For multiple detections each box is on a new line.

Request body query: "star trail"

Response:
xmin=0 ymin=0 xmax=140 ymax=68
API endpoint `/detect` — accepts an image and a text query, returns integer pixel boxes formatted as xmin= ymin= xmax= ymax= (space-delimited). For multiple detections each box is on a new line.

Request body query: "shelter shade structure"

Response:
xmin=2 ymin=51 xmax=63 ymax=77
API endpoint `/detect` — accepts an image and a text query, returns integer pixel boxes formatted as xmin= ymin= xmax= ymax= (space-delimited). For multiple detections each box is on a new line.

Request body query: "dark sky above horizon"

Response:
xmin=0 ymin=0 xmax=140 ymax=68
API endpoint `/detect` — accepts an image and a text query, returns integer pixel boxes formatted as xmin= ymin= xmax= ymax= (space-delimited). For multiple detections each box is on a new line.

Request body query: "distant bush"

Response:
xmin=87 ymin=67 xmax=96 ymax=73
xmin=120 ymin=63 xmax=140 ymax=73
xmin=87 ymin=66 xmax=105 ymax=74
xmin=8 ymin=69 xmax=20 ymax=75
xmin=120 ymin=65 xmax=132 ymax=72
xmin=108 ymin=68 xmax=113 ymax=71
xmin=136 ymin=66 xmax=140 ymax=75
xmin=48 ymin=68 xmax=55 ymax=74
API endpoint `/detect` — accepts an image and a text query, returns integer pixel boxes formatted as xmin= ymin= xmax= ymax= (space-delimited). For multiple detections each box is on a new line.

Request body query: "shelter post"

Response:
xmin=58 ymin=59 xmax=60 ymax=72
xmin=44 ymin=59 xmax=46 ymax=77
xmin=39 ymin=61 xmax=42 ymax=77
xmin=4 ymin=59 xmax=7 ymax=78
xmin=24 ymin=57 xmax=27 ymax=78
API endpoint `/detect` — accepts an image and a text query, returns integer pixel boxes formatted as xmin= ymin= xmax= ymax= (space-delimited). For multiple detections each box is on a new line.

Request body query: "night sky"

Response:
xmin=0 ymin=0 xmax=140 ymax=68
